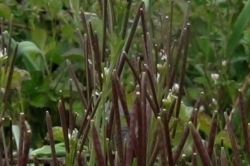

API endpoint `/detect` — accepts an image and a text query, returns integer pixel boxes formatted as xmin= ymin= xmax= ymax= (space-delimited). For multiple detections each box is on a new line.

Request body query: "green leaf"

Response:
xmin=0 ymin=4 xmax=12 ymax=20
xmin=30 ymin=143 xmax=65 ymax=157
xmin=179 ymin=103 xmax=193 ymax=122
xmin=194 ymin=77 xmax=208 ymax=85
xmin=50 ymin=75 xmax=85 ymax=96
xmin=48 ymin=0 xmax=63 ymax=18
xmin=197 ymin=112 xmax=212 ymax=135
xmin=17 ymin=41 xmax=46 ymax=73
xmin=184 ymin=87 xmax=202 ymax=101
xmin=31 ymin=27 xmax=47 ymax=50
xmin=215 ymin=130 xmax=232 ymax=148
xmin=169 ymin=100 xmax=194 ymax=154
xmin=241 ymin=28 xmax=250 ymax=54
xmin=227 ymin=0 xmax=250 ymax=56
xmin=28 ymin=94 xmax=50 ymax=108
xmin=61 ymin=48 xmax=85 ymax=62
xmin=194 ymin=64 xmax=205 ymax=76
xmin=65 ymin=101 xmax=84 ymax=115
xmin=60 ymin=25 xmax=77 ymax=42
xmin=173 ymin=133 xmax=193 ymax=156
xmin=30 ymin=0 xmax=47 ymax=7
xmin=52 ymin=126 xmax=64 ymax=142
xmin=196 ymin=37 xmax=214 ymax=62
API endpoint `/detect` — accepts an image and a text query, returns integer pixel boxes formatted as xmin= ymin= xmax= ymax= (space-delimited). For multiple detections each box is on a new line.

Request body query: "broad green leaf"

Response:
xmin=0 ymin=4 xmax=12 ymax=20
xmin=227 ymin=0 xmax=250 ymax=56
xmin=17 ymin=41 xmax=46 ymax=72
xmin=241 ymin=28 xmax=250 ymax=54
xmin=21 ymin=73 xmax=52 ymax=107
xmin=194 ymin=77 xmax=208 ymax=85
xmin=48 ymin=0 xmax=63 ymax=18
xmin=44 ymin=40 xmax=63 ymax=64
xmin=65 ymin=101 xmax=84 ymax=115
xmin=197 ymin=112 xmax=212 ymax=135
xmin=50 ymin=75 xmax=85 ymax=96
xmin=179 ymin=102 xmax=193 ymax=121
xmin=60 ymin=25 xmax=77 ymax=42
xmin=169 ymin=98 xmax=194 ymax=154
xmin=61 ymin=48 xmax=85 ymax=62
xmin=28 ymin=0 xmax=47 ymax=7
xmin=184 ymin=87 xmax=203 ymax=101
xmin=172 ymin=133 xmax=193 ymax=156
xmin=47 ymin=91 xmax=58 ymax=102
xmin=194 ymin=64 xmax=205 ymax=76
xmin=215 ymin=130 xmax=232 ymax=148
xmin=52 ymin=126 xmax=64 ymax=142
xmin=28 ymin=94 xmax=50 ymax=107
xmin=31 ymin=27 xmax=47 ymax=50
xmin=30 ymin=143 xmax=65 ymax=157
xmin=196 ymin=37 xmax=215 ymax=62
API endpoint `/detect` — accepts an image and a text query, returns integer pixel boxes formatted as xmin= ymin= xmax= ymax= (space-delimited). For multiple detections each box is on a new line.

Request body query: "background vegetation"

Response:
xmin=0 ymin=0 xmax=250 ymax=165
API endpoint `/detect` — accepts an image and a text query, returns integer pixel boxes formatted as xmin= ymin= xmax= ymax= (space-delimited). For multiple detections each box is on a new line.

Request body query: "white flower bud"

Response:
xmin=211 ymin=73 xmax=219 ymax=82
xmin=222 ymin=60 xmax=227 ymax=66
xmin=104 ymin=67 xmax=109 ymax=75
xmin=0 ymin=47 xmax=7 ymax=60
xmin=212 ymin=98 xmax=217 ymax=105
xmin=199 ymin=105 xmax=205 ymax=111
xmin=172 ymin=83 xmax=179 ymax=93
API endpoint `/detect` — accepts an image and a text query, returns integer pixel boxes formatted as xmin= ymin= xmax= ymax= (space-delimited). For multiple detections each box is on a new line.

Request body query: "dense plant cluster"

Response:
xmin=0 ymin=0 xmax=250 ymax=165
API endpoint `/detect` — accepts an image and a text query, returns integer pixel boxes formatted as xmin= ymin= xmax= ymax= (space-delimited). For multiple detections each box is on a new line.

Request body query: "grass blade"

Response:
xmin=227 ymin=0 xmax=250 ymax=56
xmin=101 ymin=0 xmax=108 ymax=61
xmin=122 ymin=0 xmax=132 ymax=39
